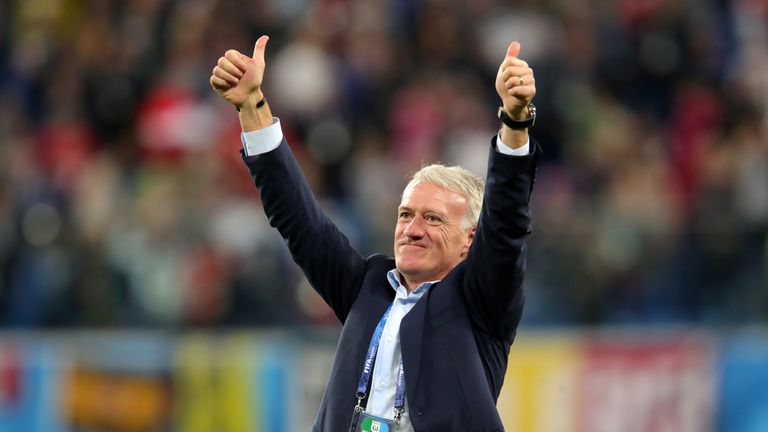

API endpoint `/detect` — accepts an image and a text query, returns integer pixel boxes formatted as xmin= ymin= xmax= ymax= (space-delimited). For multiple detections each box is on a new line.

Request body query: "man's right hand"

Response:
xmin=210 ymin=35 xmax=269 ymax=111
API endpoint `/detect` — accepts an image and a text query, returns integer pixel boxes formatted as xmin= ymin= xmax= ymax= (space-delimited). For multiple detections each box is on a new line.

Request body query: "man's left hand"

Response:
xmin=495 ymin=41 xmax=536 ymax=120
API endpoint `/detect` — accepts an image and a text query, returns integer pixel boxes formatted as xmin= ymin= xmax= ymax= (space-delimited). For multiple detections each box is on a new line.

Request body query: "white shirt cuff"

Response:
xmin=241 ymin=118 xmax=283 ymax=156
xmin=496 ymin=131 xmax=530 ymax=156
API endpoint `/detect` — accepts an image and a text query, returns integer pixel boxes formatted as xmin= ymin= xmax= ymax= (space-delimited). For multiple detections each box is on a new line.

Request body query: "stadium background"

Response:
xmin=0 ymin=0 xmax=766 ymax=430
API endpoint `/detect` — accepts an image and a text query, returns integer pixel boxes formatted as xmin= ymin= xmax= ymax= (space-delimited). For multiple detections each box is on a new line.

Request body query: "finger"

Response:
xmin=252 ymin=35 xmax=270 ymax=61
xmin=210 ymin=75 xmax=231 ymax=91
xmin=502 ymin=57 xmax=529 ymax=69
xmin=505 ymin=76 xmax=518 ymax=89
xmin=224 ymin=50 xmax=248 ymax=73
xmin=506 ymin=41 xmax=521 ymax=59
xmin=502 ymin=67 xmax=533 ymax=83
xmin=500 ymin=58 xmax=529 ymax=74
xmin=507 ymin=85 xmax=536 ymax=100
xmin=505 ymin=74 xmax=535 ymax=89
xmin=218 ymin=57 xmax=244 ymax=78
xmin=213 ymin=66 xmax=240 ymax=86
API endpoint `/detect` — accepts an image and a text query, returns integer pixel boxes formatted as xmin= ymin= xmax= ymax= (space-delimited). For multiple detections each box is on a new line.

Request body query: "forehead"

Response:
xmin=400 ymin=182 xmax=467 ymax=214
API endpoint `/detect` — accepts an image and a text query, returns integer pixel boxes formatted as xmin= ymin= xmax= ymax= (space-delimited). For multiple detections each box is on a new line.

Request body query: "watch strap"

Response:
xmin=498 ymin=104 xmax=536 ymax=130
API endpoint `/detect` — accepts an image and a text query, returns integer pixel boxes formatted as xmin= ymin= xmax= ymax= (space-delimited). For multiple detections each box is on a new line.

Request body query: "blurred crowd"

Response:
xmin=0 ymin=0 xmax=765 ymax=328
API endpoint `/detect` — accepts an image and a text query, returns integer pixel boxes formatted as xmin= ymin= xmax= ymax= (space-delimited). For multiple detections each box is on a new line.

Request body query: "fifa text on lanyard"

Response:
xmin=349 ymin=304 xmax=406 ymax=432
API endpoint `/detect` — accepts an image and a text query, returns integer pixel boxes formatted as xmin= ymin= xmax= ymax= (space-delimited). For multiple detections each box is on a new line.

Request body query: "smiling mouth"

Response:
xmin=399 ymin=243 xmax=426 ymax=249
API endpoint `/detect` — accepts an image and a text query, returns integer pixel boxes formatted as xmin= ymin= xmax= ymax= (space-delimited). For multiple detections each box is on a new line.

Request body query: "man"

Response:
xmin=210 ymin=35 xmax=539 ymax=431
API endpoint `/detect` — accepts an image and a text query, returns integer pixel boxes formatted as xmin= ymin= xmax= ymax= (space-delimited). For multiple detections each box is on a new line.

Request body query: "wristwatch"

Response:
xmin=498 ymin=104 xmax=536 ymax=130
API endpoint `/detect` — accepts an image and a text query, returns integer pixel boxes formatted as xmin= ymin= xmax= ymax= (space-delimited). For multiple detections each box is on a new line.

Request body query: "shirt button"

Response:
xmin=386 ymin=335 xmax=393 ymax=342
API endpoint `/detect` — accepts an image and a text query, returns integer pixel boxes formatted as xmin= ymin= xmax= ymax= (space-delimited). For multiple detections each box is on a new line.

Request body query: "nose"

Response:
xmin=403 ymin=216 xmax=425 ymax=239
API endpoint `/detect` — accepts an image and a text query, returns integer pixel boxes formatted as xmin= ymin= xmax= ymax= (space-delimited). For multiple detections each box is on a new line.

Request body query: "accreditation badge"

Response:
xmin=358 ymin=412 xmax=397 ymax=432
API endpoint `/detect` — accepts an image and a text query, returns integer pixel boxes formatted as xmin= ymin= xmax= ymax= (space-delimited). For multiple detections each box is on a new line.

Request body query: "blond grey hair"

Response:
xmin=404 ymin=164 xmax=485 ymax=231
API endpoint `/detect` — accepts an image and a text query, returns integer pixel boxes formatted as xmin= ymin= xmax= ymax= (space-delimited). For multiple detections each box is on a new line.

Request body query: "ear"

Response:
xmin=461 ymin=226 xmax=476 ymax=257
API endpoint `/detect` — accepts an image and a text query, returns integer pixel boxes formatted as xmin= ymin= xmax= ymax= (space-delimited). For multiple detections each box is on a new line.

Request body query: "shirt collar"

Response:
xmin=386 ymin=268 xmax=439 ymax=297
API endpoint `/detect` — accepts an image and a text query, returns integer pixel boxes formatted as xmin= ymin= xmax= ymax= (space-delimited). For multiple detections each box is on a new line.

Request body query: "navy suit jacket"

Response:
xmin=241 ymin=134 xmax=539 ymax=431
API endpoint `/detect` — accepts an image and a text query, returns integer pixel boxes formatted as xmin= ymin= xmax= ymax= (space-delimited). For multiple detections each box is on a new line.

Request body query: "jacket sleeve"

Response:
xmin=240 ymin=140 xmax=366 ymax=323
xmin=462 ymin=135 xmax=540 ymax=342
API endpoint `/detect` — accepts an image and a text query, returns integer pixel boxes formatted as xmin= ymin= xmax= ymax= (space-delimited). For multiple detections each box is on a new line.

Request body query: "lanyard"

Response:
xmin=355 ymin=304 xmax=406 ymax=421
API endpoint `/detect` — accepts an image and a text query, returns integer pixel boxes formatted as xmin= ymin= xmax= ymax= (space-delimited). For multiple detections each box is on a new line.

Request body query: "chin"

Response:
xmin=396 ymin=258 xmax=430 ymax=277
xmin=395 ymin=258 xmax=413 ymax=271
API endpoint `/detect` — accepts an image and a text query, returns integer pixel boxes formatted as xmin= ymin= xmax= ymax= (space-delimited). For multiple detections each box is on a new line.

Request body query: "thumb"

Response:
xmin=252 ymin=35 xmax=270 ymax=61
xmin=506 ymin=41 xmax=521 ymax=59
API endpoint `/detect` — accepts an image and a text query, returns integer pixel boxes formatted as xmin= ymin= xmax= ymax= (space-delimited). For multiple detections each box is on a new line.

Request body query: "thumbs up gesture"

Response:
xmin=210 ymin=35 xmax=270 ymax=110
xmin=495 ymin=41 xmax=536 ymax=119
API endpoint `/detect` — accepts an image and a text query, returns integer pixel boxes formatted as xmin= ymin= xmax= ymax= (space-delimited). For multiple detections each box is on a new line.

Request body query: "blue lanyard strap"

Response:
xmin=355 ymin=304 xmax=406 ymax=414
xmin=356 ymin=305 xmax=392 ymax=398
xmin=394 ymin=361 xmax=405 ymax=412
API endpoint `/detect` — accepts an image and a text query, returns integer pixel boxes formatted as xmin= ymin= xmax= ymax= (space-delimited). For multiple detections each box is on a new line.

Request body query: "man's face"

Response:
xmin=394 ymin=182 xmax=474 ymax=288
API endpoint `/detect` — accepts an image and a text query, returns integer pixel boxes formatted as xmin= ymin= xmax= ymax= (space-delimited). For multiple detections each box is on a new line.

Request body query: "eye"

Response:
xmin=398 ymin=211 xmax=412 ymax=221
xmin=424 ymin=214 xmax=443 ymax=225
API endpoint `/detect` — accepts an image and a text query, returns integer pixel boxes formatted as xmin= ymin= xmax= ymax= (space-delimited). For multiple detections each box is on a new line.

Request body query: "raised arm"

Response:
xmin=210 ymin=37 xmax=366 ymax=322
xmin=463 ymin=41 xmax=539 ymax=342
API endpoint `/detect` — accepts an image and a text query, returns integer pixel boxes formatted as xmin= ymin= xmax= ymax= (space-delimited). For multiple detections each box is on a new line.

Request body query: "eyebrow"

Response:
xmin=398 ymin=205 xmax=447 ymax=217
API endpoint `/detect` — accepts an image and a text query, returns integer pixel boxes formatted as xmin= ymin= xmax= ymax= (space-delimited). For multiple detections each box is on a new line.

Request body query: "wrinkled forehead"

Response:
xmin=399 ymin=181 xmax=467 ymax=211
xmin=401 ymin=180 xmax=433 ymax=201
xmin=402 ymin=179 xmax=458 ymax=199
